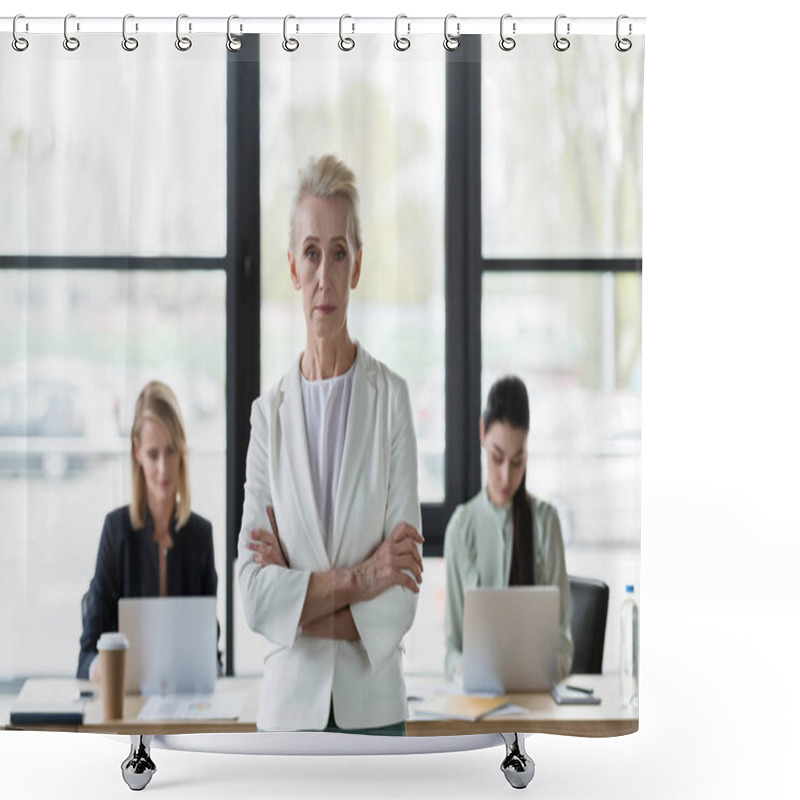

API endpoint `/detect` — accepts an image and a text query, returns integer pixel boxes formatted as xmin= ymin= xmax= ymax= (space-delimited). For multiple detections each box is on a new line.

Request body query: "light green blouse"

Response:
xmin=443 ymin=488 xmax=574 ymax=680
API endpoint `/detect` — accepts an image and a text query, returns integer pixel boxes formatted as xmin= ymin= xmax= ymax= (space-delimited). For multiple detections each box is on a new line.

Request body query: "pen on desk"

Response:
xmin=565 ymin=684 xmax=594 ymax=695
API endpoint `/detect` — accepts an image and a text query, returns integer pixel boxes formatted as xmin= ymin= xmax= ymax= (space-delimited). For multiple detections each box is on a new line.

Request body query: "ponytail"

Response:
xmin=483 ymin=376 xmax=535 ymax=586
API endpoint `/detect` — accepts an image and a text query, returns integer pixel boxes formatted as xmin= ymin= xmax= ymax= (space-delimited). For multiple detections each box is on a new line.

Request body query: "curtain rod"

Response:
xmin=1 ymin=16 xmax=646 ymax=37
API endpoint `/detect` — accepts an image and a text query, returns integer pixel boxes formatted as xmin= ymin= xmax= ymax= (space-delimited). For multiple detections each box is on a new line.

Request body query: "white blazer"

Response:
xmin=237 ymin=344 xmax=422 ymax=731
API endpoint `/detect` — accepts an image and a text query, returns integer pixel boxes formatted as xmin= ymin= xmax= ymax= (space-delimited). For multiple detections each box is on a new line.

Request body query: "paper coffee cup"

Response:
xmin=97 ymin=632 xmax=128 ymax=721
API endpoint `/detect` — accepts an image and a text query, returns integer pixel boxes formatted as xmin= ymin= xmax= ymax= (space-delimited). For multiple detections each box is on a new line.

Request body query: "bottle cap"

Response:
xmin=625 ymin=584 xmax=635 ymax=593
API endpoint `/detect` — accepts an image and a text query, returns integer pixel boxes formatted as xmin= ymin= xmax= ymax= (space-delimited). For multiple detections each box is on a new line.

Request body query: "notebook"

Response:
xmin=118 ymin=596 xmax=217 ymax=695
xmin=462 ymin=587 xmax=560 ymax=694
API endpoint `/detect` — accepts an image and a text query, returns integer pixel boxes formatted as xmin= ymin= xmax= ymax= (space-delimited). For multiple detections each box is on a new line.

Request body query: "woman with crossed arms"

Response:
xmin=238 ymin=154 xmax=423 ymax=734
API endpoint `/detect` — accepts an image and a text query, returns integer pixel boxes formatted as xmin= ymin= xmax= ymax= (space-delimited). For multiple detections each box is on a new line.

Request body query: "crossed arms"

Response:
xmin=246 ymin=505 xmax=424 ymax=641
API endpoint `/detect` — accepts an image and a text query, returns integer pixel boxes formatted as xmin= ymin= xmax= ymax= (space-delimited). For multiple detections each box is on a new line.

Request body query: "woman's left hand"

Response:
xmin=247 ymin=506 xmax=289 ymax=568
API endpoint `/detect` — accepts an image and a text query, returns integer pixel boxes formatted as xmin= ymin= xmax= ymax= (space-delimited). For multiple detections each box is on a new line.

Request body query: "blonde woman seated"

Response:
xmin=78 ymin=381 xmax=218 ymax=680
xmin=238 ymin=154 xmax=423 ymax=734
xmin=444 ymin=376 xmax=573 ymax=681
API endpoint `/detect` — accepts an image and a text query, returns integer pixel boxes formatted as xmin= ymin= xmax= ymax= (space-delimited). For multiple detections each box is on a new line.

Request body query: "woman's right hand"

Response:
xmin=247 ymin=506 xmax=289 ymax=568
xmin=352 ymin=522 xmax=424 ymax=601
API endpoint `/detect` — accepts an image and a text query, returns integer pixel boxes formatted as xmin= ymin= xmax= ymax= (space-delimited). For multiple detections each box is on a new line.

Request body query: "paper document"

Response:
xmin=137 ymin=691 xmax=247 ymax=721
xmin=412 ymin=693 xmax=509 ymax=722
xmin=482 ymin=703 xmax=530 ymax=718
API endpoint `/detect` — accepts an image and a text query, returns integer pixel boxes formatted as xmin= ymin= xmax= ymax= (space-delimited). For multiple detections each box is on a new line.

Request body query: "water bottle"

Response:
xmin=619 ymin=584 xmax=639 ymax=709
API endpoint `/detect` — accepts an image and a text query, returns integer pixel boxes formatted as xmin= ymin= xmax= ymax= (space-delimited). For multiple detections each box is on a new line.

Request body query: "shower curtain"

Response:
xmin=0 ymin=6 xmax=644 ymax=776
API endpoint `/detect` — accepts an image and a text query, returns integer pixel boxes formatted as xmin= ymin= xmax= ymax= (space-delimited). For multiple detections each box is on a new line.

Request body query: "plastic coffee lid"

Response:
xmin=97 ymin=632 xmax=129 ymax=650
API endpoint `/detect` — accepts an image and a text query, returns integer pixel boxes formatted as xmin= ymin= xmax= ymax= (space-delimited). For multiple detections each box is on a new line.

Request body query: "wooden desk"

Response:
xmin=1 ymin=674 xmax=636 ymax=790
xmin=405 ymin=674 xmax=638 ymax=738
xmin=1 ymin=677 xmax=260 ymax=735
xmin=2 ymin=673 xmax=637 ymax=738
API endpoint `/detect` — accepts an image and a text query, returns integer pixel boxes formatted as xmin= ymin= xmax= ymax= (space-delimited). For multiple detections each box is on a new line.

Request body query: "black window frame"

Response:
xmin=0 ymin=34 xmax=641 ymax=677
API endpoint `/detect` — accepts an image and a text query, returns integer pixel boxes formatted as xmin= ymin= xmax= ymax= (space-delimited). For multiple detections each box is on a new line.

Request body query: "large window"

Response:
xmin=481 ymin=36 xmax=643 ymax=259
xmin=0 ymin=36 xmax=226 ymax=257
xmin=0 ymin=38 xmax=228 ymax=682
xmin=482 ymin=272 xmax=641 ymax=546
xmin=258 ymin=36 xmax=446 ymax=503
xmin=0 ymin=270 xmax=226 ymax=679
xmin=479 ymin=35 xmax=643 ymax=550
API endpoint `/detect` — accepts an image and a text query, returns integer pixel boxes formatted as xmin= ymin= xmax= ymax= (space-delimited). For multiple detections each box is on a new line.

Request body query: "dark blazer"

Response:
xmin=77 ymin=505 xmax=218 ymax=679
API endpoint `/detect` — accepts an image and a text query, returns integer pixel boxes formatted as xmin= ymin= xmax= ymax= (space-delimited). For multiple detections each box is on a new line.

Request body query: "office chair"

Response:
xmin=568 ymin=576 xmax=609 ymax=674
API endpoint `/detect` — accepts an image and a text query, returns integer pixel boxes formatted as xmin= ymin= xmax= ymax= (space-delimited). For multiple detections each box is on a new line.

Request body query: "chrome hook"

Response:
xmin=553 ymin=14 xmax=570 ymax=52
xmin=63 ymin=13 xmax=80 ymax=51
xmin=175 ymin=13 xmax=192 ymax=51
xmin=615 ymin=15 xmax=632 ymax=52
xmin=443 ymin=14 xmax=460 ymax=51
xmin=12 ymin=14 xmax=29 ymax=51
xmin=227 ymin=15 xmax=243 ymax=51
xmin=338 ymin=14 xmax=355 ymax=51
xmin=121 ymin=14 xmax=138 ymax=51
xmin=282 ymin=15 xmax=299 ymax=52
xmin=394 ymin=14 xmax=411 ymax=51
xmin=499 ymin=14 xmax=516 ymax=51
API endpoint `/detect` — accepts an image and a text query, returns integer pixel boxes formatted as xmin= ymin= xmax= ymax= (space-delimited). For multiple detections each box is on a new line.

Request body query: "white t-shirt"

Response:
xmin=300 ymin=363 xmax=355 ymax=558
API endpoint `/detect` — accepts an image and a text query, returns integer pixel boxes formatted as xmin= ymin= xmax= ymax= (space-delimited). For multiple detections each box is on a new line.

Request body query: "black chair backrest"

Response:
xmin=568 ymin=576 xmax=609 ymax=674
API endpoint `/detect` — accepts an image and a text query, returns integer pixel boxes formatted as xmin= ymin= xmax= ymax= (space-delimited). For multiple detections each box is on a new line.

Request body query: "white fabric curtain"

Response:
xmin=0 ymin=22 xmax=643 ymax=693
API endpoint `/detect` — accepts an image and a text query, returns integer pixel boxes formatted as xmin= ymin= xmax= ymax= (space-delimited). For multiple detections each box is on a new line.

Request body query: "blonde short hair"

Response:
xmin=289 ymin=154 xmax=363 ymax=252
xmin=129 ymin=381 xmax=191 ymax=531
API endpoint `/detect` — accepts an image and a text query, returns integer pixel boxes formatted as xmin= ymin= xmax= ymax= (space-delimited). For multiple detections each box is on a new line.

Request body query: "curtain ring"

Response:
xmin=227 ymin=15 xmax=243 ymax=52
xmin=175 ymin=13 xmax=192 ymax=51
xmin=394 ymin=15 xmax=411 ymax=51
xmin=615 ymin=15 xmax=632 ymax=52
xmin=12 ymin=14 xmax=29 ymax=52
xmin=443 ymin=14 xmax=460 ymax=51
xmin=499 ymin=14 xmax=516 ymax=51
xmin=63 ymin=13 xmax=80 ymax=51
xmin=553 ymin=14 xmax=570 ymax=52
xmin=338 ymin=14 xmax=355 ymax=51
xmin=121 ymin=14 xmax=138 ymax=51
xmin=282 ymin=15 xmax=299 ymax=52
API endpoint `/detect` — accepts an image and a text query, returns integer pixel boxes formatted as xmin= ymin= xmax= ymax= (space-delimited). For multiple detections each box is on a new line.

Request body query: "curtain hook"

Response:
xmin=175 ymin=13 xmax=192 ymax=51
xmin=443 ymin=14 xmax=460 ymax=51
xmin=63 ymin=13 xmax=80 ymax=51
xmin=122 ymin=14 xmax=139 ymax=51
xmin=282 ymin=15 xmax=299 ymax=52
xmin=394 ymin=14 xmax=411 ymax=51
xmin=338 ymin=14 xmax=355 ymax=51
xmin=553 ymin=14 xmax=571 ymax=52
xmin=499 ymin=14 xmax=516 ymax=51
xmin=227 ymin=15 xmax=243 ymax=52
xmin=12 ymin=14 xmax=29 ymax=52
xmin=615 ymin=15 xmax=632 ymax=52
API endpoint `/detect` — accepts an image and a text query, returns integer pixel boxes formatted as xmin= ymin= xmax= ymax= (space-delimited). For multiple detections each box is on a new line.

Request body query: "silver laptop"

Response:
xmin=462 ymin=587 xmax=560 ymax=693
xmin=118 ymin=597 xmax=217 ymax=695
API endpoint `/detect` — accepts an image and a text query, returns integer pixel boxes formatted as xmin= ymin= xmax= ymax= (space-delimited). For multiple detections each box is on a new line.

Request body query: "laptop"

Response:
xmin=462 ymin=587 xmax=560 ymax=694
xmin=118 ymin=596 xmax=217 ymax=695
